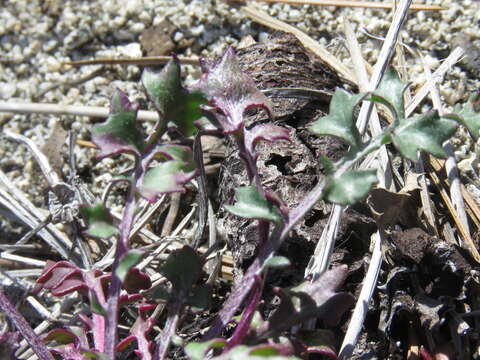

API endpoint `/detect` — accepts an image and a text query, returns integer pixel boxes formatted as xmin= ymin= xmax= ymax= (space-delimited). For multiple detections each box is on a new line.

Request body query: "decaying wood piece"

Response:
xmin=217 ymin=31 xmax=374 ymax=277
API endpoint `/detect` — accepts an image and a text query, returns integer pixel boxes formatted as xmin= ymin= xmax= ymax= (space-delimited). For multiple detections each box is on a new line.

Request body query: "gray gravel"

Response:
xmin=1 ymin=0 xmax=480 ymax=200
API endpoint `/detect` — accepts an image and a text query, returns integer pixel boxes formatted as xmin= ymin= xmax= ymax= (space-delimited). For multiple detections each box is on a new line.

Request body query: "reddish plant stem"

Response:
xmin=0 ymin=288 xmax=55 ymax=360
xmin=104 ymin=167 xmax=141 ymax=359
xmin=226 ymin=275 xmax=264 ymax=349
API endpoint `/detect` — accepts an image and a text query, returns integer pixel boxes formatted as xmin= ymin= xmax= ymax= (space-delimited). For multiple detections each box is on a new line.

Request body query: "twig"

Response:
xmin=0 ymin=288 xmax=55 ymax=360
xmin=242 ymin=3 xmax=357 ymax=85
xmin=0 ymin=101 xmax=159 ymax=122
xmin=65 ymin=56 xmax=199 ymax=67
xmin=230 ymin=0 xmax=443 ymax=11
xmin=161 ymin=193 xmax=182 ymax=237
xmin=338 ymin=232 xmax=383 ymax=359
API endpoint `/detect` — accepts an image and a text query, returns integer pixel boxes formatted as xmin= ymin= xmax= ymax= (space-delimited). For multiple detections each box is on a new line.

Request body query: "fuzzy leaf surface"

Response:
xmin=453 ymin=95 xmax=480 ymax=140
xmin=225 ymin=186 xmax=283 ymax=223
xmin=392 ymin=111 xmax=458 ymax=161
xmin=192 ymin=46 xmax=271 ymax=133
xmin=91 ymin=89 xmax=144 ymax=158
xmin=309 ymin=89 xmax=364 ymax=151
xmin=323 ymin=170 xmax=378 ymax=205
xmin=80 ymin=203 xmax=118 ymax=239
xmin=142 ymin=59 xmax=206 ymax=136
xmin=244 ymin=124 xmax=291 ymax=158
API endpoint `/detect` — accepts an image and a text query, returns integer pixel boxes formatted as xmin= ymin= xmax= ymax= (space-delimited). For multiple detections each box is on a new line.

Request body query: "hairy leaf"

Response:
xmin=192 ymin=46 xmax=271 ymax=133
xmin=323 ymin=170 xmax=378 ymax=205
xmin=244 ymin=124 xmax=291 ymax=159
xmin=80 ymin=203 xmax=118 ymax=239
xmin=92 ymin=89 xmax=144 ymax=158
xmin=309 ymin=89 xmax=364 ymax=151
xmin=225 ymin=186 xmax=283 ymax=223
xmin=392 ymin=111 xmax=458 ymax=161
xmin=142 ymin=59 xmax=206 ymax=136
xmin=453 ymin=94 xmax=480 ymax=140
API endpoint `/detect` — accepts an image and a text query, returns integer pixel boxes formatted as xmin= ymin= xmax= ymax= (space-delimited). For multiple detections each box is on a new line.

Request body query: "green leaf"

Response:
xmin=152 ymin=285 xmax=171 ymax=302
xmin=392 ymin=111 xmax=458 ymax=161
xmin=372 ymin=68 xmax=409 ymax=122
xmin=92 ymin=89 xmax=144 ymax=158
xmin=263 ymin=256 xmax=291 ymax=269
xmin=323 ymin=170 xmax=378 ymax=205
xmin=115 ymin=250 xmax=143 ymax=283
xmin=43 ymin=329 xmax=77 ymax=344
xmin=80 ymin=203 xmax=118 ymax=239
xmin=159 ymin=246 xmax=203 ymax=296
xmin=89 ymin=291 xmax=107 ymax=316
xmin=187 ymin=284 xmax=212 ymax=310
xmin=138 ymin=145 xmax=197 ymax=202
xmin=453 ymin=94 xmax=480 ymax=140
xmin=185 ymin=339 xmax=226 ymax=360
xmin=142 ymin=60 xmax=206 ymax=136
xmin=309 ymin=89 xmax=364 ymax=151
xmin=225 ymin=186 xmax=283 ymax=223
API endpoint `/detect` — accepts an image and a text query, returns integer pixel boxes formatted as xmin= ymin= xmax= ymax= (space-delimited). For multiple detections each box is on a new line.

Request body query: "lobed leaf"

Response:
xmin=142 ymin=59 xmax=206 ymax=136
xmin=80 ymin=202 xmax=118 ymax=239
xmin=91 ymin=89 xmax=144 ymax=158
xmin=309 ymin=89 xmax=364 ymax=151
xmin=372 ymin=68 xmax=409 ymax=123
xmin=323 ymin=170 xmax=378 ymax=205
xmin=185 ymin=339 xmax=226 ymax=360
xmin=225 ymin=186 xmax=283 ymax=223
xmin=391 ymin=111 xmax=458 ymax=161
xmin=192 ymin=46 xmax=271 ymax=133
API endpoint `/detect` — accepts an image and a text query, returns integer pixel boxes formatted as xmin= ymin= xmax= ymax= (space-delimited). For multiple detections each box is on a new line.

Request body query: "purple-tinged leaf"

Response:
xmin=89 ymin=291 xmax=107 ymax=316
xmin=80 ymin=202 xmax=118 ymax=239
xmin=244 ymin=124 xmax=291 ymax=160
xmin=159 ymin=246 xmax=203 ymax=297
xmin=138 ymin=145 xmax=197 ymax=201
xmin=296 ymin=330 xmax=337 ymax=359
xmin=35 ymin=261 xmax=87 ymax=296
xmin=123 ymin=268 xmax=152 ymax=294
xmin=119 ymin=293 xmax=144 ymax=306
xmin=92 ymin=89 xmax=144 ymax=158
xmin=192 ymin=46 xmax=272 ymax=133
xmin=225 ymin=186 xmax=283 ymax=223
xmin=115 ymin=250 xmax=144 ymax=283
xmin=266 ymin=266 xmax=354 ymax=334
xmin=142 ymin=59 xmax=206 ymax=136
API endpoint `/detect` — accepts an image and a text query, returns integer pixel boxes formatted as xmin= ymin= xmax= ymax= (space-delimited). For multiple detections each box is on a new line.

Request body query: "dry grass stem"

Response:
xmin=231 ymin=0 xmax=442 ymax=11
